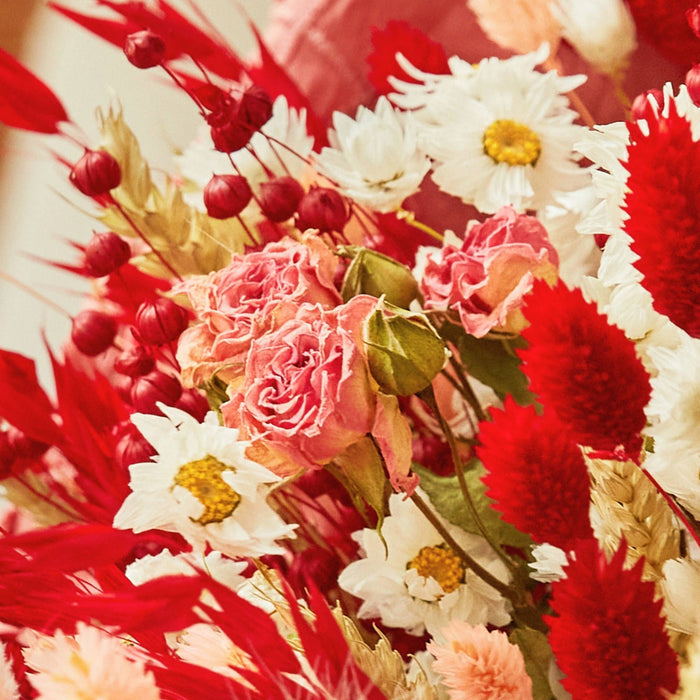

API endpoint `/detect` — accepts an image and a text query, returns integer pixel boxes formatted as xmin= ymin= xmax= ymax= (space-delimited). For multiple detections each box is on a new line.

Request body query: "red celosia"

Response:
xmin=477 ymin=397 xmax=592 ymax=550
xmin=368 ymin=20 xmax=450 ymax=95
xmin=546 ymin=540 xmax=679 ymax=699
xmin=519 ymin=281 xmax=651 ymax=457
xmin=625 ymin=0 xmax=700 ymax=66
xmin=624 ymin=98 xmax=700 ymax=338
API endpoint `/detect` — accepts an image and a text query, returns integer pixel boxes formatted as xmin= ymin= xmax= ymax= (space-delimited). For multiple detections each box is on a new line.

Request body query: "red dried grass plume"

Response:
xmin=368 ymin=21 xmax=450 ymax=95
xmin=477 ymin=397 xmax=592 ymax=550
xmin=519 ymin=281 xmax=651 ymax=457
xmin=624 ymin=99 xmax=700 ymax=339
xmin=546 ymin=540 xmax=679 ymax=699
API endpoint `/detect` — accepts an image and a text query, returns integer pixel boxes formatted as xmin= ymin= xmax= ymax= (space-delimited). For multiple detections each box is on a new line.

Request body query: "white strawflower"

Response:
xmin=338 ymin=491 xmax=511 ymax=638
xmin=662 ymin=558 xmax=700 ymax=635
xmin=315 ymin=97 xmax=430 ymax=212
xmin=113 ymin=405 xmax=296 ymax=558
xmin=24 ymin=624 xmax=160 ymax=700
xmin=552 ymin=0 xmax=637 ymax=79
xmin=391 ymin=45 xmax=589 ymax=214
xmin=529 ymin=543 xmax=568 ymax=583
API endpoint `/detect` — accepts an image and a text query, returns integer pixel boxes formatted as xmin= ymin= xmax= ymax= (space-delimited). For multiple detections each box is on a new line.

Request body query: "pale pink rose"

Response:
xmin=428 ymin=621 xmax=533 ymax=700
xmin=420 ymin=206 xmax=558 ymax=337
xmin=176 ymin=236 xmax=341 ymax=386
xmin=222 ymin=297 xmax=418 ymax=492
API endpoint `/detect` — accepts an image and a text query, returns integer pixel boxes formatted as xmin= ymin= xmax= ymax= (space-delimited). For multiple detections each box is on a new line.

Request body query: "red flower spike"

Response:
xmin=629 ymin=88 xmax=663 ymax=120
xmin=519 ymin=281 xmax=651 ymax=457
xmin=130 ymin=371 xmax=182 ymax=413
xmin=624 ymin=100 xmax=700 ymax=337
xmin=368 ymin=20 xmax=450 ymax=96
xmin=0 ymin=47 xmax=69 ymax=134
xmin=477 ymin=398 xmax=593 ymax=550
xmin=689 ymin=5 xmax=700 ymax=37
xmin=296 ymin=187 xmax=349 ymax=233
xmin=259 ymin=176 xmax=305 ymax=222
xmin=84 ymin=231 xmax=131 ymax=277
xmin=124 ymin=29 xmax=166 ymax=69
xmin=135 ymin=297 xmax=189 ymax=345
xmin=70 ymin=309 xmax=118 ymax=357
xmin=547 ymin=540 xmax=679 ymax=699
xmin=6 ymin=426 xmax=50 ymax=461
xmin=687 ymin=64 xmax=700 ymax=105
xmin=70 ymin=149 xmax=122 ymax=197
xmin=203 ymin=174 xmax=253 ymax=218
xmin=626 ymin=0 xmax=700 ymax=66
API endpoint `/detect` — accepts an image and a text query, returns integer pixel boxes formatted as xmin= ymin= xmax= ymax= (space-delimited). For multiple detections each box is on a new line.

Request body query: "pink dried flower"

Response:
xmin=429 ymin=621 xmax=533 ymax=700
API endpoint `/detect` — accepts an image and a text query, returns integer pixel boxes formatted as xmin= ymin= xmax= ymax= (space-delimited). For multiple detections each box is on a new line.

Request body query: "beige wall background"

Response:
xmin=0 ymin=0 xmax=271 ymax=383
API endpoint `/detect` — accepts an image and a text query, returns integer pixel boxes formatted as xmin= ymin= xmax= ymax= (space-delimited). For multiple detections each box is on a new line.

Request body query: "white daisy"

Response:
xmin=24 ymin=624 xmax=160 ymax=700
xmin=314 ymin=97 xmax=430 ymax=212
xmin=113 ymin=405 xmax=296 ymax=558
xmin=338 ymin=491 xmax=511 ymax=638
xmin=552 ymin=0 xmax=637 ymax=79
xmin=391 ymin=45 xmax=589 ymax=214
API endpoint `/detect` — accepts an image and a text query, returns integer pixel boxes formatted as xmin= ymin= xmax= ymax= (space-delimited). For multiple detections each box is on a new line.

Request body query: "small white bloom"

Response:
xmin=338 ymin=491 xmax=511 ymax=638
xmin=529 ymin=543 xmax=568 ymax=583
xmin=315 ymin=97 xmax=430 ymax=212
xmin=24 ymin=624 xmax=160 ymax=700
xmin=392 ymin=46 xmax=589 ymax=214
xmin=662 ymin=558 xmax=700 ymax=635
xmin=552 ymin=0 xmax=637 ymax=78
xmin=113 ymin=406 xmax=296 ymax=558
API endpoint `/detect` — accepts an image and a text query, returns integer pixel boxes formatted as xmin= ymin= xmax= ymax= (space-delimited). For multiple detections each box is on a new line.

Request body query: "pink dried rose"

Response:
xmin=222 ymin=297 xmax=417 ymax=492
xmin=420 ymin=206 xmax=558 ymax=337
xmin=428 ymin=621 xmax=533 ymax=700
xmin=176 ymin=236 xmax=341 ymax=386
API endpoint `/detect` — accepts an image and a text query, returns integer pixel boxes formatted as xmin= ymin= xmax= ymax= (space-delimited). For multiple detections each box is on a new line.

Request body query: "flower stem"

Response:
xmin=396 ymin=208 xmax=443 ymax=243
xmin=448 ymin=354 xmax=488 ymax=423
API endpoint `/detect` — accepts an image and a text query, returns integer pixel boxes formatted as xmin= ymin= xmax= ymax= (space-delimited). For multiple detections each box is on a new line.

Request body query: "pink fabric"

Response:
xmin=264 ymin=0 xmax=684 ymax=125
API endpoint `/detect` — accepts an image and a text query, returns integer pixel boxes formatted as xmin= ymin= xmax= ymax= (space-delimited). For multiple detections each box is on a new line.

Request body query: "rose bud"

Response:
xmin=135 ymin=297 xmax=189 ymax=345
xmin=630 ymin=88 xmax=663 ymax=121
xmin=114 ymin=422 xmax=155 ymax=471
xmin=296 ymin=187 xmax=349 ymax=233
xmin=71 ymin=309 xmax=117 ymax=356
xmin=687 ymin=65 xmax=700 ymax=106
xmin=259 ymin=176 xmax=305 ymax=222
xmin=130 ymin=371 xmax=182 ymax=413
xmin=70 ymin=149 xmax=122 ymax=197
xmin=124 ymin=30 xmax=166 ymax=69
xmin=176 ymin=388 xmax=210 ymax=422
xmin=210 ymin=121 xmax=255 ymax=153
xmin=84 ymin=231 xmax=131 ymax=277
xmin=203 ymin=174 xmax=253 ymax=219
xmin=238 ymin=85 xmax=273 ymax=130
xmin=7 ymin=426 xmax=50 ymax=461
xmin=114 ymin=343 xmax=155 ymax=377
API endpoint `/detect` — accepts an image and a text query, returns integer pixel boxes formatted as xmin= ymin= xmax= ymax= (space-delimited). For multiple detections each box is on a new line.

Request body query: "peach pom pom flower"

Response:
xmin=428 ymin=620 xmax=533 ymax=700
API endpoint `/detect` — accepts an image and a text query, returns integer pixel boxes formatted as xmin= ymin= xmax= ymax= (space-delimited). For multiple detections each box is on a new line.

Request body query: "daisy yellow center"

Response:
xmin=407 ymin=544 xmax=465 ymax=594
xmin=173 ymin=455 xmax=241 ymax=525
xmin=482 ymin=119 xmax=541 ymax=166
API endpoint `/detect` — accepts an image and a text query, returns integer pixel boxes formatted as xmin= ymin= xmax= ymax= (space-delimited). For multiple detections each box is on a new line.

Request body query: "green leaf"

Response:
xmin=510 ymin=627 xmax=557 ymax=700
xmin=440 ymin=322 xmax=535 ymax=406
xmin=413 ymin=461 xmax=531 ymax=549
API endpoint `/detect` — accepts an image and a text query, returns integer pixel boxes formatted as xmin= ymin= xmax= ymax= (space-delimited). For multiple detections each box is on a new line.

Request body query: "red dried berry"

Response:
xmin=131 ymin=371 xmax=182 ymax=414
xmin=135 ymin=297 xmax=189 ymax=345
xmin=71 ymin=309 xmax=117 ymax=356
xmin=259 ymin=176 xmax=305 ymax=222
xmin=686 ymin=64 xmax=700 ymax=105
xmin=630 ymin=89 xmax=663 ymax=121
xmin=176 ymin=389 xmax=210 ymax=422
xmin=203 ymin=174 xmax=252 ymax=219
xmin=114 ymin=422 xmax=156 ymax=470
xmin=296 ymin=187 xmax=349 ymax=233
xmin=69 ymin=149 xmax=122 ymax=197
xmin=84 ymin=231 xmax=131 ymax=277
xmin=124 ymin=30 xmax=166 ymax=69
xmin=210 ymin=121 xmax=255 ymax=153
xmin=238 ymin=85 xmax=273 ymax=130
xmin=114 ymin=344 xmax=155 ymax=377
